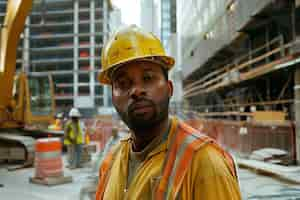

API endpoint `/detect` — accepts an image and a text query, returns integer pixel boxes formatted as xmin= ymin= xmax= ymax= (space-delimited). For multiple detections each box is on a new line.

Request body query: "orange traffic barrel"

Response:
xmin=34 ymin=138 xmax=63 ymax=179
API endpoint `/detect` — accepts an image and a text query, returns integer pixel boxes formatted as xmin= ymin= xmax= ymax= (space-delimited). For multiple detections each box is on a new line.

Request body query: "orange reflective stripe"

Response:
xmin=156 ymin=126 xmax=210 ymax=199
xmin=170 ymin=138 xmax=211 ymax=199
xmin=156 ymin=127 xmax=188 ymax=199
xmin=165 ymin=132 xmax=211 ymax=199
xmin=212 ymin=144 xmax=237 ymax=177
xmin=181 ymin=121 xmax=237 ymax=177
xmin=96 ymin=150 xmax=114 ymax=200
xmin=156 ymin=121 xmax=237 ymax=200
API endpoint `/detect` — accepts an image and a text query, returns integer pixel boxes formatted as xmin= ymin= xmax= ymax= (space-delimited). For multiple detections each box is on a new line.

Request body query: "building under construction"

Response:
xmin=173 ymin=0 xmax=300 ymax=163
xmin=0 ymin=0 xmax=112 ymax=115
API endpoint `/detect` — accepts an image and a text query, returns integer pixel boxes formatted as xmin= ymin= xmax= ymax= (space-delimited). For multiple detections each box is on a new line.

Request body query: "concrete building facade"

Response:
xmin=0 ymin=0 xmax=111 ymax=116
xmin=176 ymin=0 xmax=300 ymax=163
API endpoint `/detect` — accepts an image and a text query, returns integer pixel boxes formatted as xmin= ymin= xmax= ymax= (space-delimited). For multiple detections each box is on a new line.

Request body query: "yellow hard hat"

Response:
xmin=98 ymin=25 xmax=175 ymax=84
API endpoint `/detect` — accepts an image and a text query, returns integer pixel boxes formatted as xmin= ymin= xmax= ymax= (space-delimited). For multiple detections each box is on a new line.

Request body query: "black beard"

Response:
xmin=115 ymin=96 xmax=170 ymax=134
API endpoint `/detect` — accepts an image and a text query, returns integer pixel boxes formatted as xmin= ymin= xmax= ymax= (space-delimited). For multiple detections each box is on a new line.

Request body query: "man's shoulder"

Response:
xmin=176 ymin=120 xmax=212 ymax=143
xmin=175 ymin=120 xmax=233 ymax=172
xmin=192 ymin=143 xmax=234 ymax=177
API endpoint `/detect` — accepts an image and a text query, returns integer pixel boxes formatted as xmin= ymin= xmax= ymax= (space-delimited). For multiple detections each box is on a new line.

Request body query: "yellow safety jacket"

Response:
xmin=96 ymin=117 xmax=241 ymax=200
xmin=63 ymin=121 xmax=84 ymax=145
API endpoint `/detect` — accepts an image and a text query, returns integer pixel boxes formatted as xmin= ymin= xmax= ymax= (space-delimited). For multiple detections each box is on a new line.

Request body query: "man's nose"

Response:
xmin=130 ymin=83 xmax=146 ymax=99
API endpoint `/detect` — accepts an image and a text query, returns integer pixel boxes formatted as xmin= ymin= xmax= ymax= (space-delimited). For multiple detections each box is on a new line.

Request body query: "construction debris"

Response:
xmin=249 ymin=148 xmax=289 ymax=164
xmin=238 ymin=158 xmax=300 ymax=184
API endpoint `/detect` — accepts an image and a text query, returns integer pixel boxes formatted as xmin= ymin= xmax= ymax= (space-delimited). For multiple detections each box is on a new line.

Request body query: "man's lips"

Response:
xmin=132 ymin=105 xmax=153 ymax=113
xmin=129 ymin=101 xmax=153 ymax=114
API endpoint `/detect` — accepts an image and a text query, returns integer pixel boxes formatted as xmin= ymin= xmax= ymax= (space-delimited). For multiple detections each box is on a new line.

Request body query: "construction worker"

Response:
xmin=93 ymin=126 xmax=121 ymax=173
xmin=48 ymin=112 xmax=64 ymax=131
xmin=80 ymin=126 xmax=122 ymax=200
xmin=64 ymin=107 xmax=84 ymax=169
xmin=95 ymin=25 xmax=242 ymax=199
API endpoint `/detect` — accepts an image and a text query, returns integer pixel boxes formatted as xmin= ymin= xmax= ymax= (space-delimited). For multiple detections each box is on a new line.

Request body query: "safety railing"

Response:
xmin=184 ymin=35 xmax=295 ymax=98
xmin=185 ymin=117 xmax=296 ymax=164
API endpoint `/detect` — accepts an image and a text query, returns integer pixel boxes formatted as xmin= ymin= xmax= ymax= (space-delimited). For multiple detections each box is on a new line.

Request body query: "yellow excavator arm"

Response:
xmin=0 ymin=0 xmax=32 ymax=105
xmin=0 ymin=0 xmax=55 ymax=129
xmin=0 ymin=0 xmax=33 ymax=123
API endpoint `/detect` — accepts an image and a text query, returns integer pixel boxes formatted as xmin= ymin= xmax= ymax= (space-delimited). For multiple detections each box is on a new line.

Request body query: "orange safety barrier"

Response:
xmin=83 ymin=118 xmax=113 ymax=151
xmin=36 ymin=138 xmax=61 ymax=152
xmin=34 ymin=138 xmax=63 ymax=179
xmin=185 ymin=119 xmax=296 ymax=163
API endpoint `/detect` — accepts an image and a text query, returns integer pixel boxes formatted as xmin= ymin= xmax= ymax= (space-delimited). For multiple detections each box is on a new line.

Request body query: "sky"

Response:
xmin=111 ymin=0 xmax=141 ymax=26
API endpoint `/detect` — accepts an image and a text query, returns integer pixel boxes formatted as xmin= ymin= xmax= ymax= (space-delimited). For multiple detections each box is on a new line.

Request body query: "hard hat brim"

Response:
xmin=98 ymin=55 xmax=175 ymax=85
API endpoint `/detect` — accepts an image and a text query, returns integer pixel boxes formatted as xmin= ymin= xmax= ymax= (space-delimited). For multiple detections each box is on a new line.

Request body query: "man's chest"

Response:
xmin=103 ymin=151 xmax=165 ymax=200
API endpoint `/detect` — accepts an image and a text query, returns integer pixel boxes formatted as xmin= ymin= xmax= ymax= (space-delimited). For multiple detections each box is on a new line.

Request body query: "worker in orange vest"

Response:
xmin=48 ymin=113 xmax=64 ymax=131
xmin=95 ymin=25 xmax=242 ymax=199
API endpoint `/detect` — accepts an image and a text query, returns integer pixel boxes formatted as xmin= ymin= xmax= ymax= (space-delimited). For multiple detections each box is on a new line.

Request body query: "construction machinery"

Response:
xmin=0 ymin=0 xmax=56 ymax=167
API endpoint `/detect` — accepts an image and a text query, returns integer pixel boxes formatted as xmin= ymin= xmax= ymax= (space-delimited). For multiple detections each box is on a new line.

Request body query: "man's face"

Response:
xmin=71 ymin=117 xmax=78 ymax=122
xmin=111 ymin=60 xmax=173 ymax=132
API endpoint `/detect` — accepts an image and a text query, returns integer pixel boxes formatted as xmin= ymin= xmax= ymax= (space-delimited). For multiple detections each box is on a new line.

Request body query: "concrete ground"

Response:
xmin=239 ymin=168 xmax=300 ymax=200
xmin=0 ymin=155 xmax=97 ymax=200
xmin=2 ymin=155 xmax=300 ymax=200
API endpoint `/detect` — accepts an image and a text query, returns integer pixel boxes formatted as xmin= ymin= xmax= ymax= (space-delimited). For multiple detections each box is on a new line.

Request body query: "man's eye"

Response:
xmin=116 ymin=79 xmax=130 ymax=89
xmin=144 ymin=74 xmax=153 ymax=81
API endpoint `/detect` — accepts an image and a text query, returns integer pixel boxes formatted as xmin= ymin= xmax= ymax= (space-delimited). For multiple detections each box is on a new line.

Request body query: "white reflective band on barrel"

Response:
xmin=36 ymin=151 xmax=61 ymax=159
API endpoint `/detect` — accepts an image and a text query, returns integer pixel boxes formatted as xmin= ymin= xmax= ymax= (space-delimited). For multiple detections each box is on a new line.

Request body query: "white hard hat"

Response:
xmin=69 ymin=108 xmax=81 ymax=117
xmin=56 ymin=113 xmax=63 ymax=118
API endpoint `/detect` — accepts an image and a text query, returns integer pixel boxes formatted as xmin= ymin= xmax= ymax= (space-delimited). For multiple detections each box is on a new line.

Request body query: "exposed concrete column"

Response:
xmin=103 ymin=0 xmax=109 ymax=107
xmin=90 ymin=0 xmax=95 ymax=101
xmin=22 ymin=18 xmax=30 ymax=73
xmin=295 ymin=67 xmax=300 ymax=163
xmin=73 ymin=0 xmax=79 ymax=104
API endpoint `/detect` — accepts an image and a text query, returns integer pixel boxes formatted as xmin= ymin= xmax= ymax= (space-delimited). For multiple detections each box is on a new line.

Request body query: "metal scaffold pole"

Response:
xmin=295 ymin=66 xmax=300 ymax=163
xmin=294 ymin=0 xmax=300 ymax=164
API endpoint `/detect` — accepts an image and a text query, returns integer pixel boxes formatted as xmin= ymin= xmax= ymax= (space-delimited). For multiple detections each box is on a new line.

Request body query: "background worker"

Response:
xmin=93 ymin=126 xmax=121 ymax=173
xmin=48 ymin=112 xmax=64 ymax=131
xmin=64 ymin=107 xmax=84 ymax=169
xmin=95 ymin=25 xmax=241 ymax=199
xmin=80 ymin=126 xmax=122 ymax=200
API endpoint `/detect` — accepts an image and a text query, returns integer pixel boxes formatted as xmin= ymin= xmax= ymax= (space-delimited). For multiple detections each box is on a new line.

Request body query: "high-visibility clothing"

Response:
xmin=63 ymin=121 xmax=84 ymax=145
xmin=53 ymin=119 xmax=62 ymax=130
xmin=48 ymin=119 xmax=62 ymax=131
xmin=96 ymin=117 xmax=242 ymax=200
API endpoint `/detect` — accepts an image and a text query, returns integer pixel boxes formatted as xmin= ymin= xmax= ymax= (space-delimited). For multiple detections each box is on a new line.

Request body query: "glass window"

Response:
xmin=95 ymin=98 xmax=104 ymax=106
xmin=28 ymin=76 xmax=53 ymax=116
xmin=95 ymin=85 xmax=103 ymax=95
xmin=107 ymin=87 xmax=113 ymax=107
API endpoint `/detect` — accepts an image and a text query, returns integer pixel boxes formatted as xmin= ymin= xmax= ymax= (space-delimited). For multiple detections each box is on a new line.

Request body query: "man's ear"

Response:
xmin=167 ymin=80 xmax=173 ymax=97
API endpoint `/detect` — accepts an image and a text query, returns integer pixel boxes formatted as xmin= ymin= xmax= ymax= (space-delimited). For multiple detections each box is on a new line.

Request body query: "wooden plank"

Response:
xmin=196 ymin=111 xmax=253 ymax=117
xmin=184 ymin=47 xmax=282 ymax=96
xmin=184 ymin=55 xmax=295 ymax=98
xmin=238 ymin=158 xmax=300 ymax=184
xmin=184 ymin=36 xmax=283 ymax=94
xmin=252 ymin=111 xmax=286 ymax=122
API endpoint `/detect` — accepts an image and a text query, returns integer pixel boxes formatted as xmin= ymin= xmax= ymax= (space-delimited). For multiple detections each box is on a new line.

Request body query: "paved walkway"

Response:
xmin=0 ymin=156 xmax=96 ymax=200
xmin=239 ymin=168 xmax=300 ymax=200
